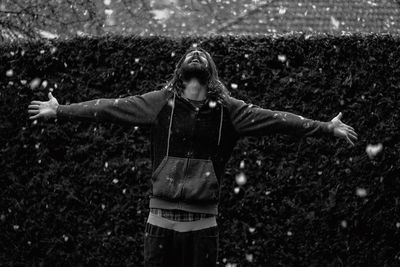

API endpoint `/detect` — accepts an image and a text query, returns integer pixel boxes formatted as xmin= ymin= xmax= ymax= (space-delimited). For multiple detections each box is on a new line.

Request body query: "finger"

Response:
xmin=348 ymin=132 xmax=358 ymax=141
xmin=347 ymin=129 xmax=358 ymax=137
xmin=28 ymin=104 xmax=40 ymax=109
xmin=336 ymin=112 xmax=343 ymax=120
xmin=30 ymin=101 xmax=42 ymax=105
xmin=48 ymin=92 xmax=53 ymax=99
xmin=29 ymin=114 xmax=40 ymax=120
xmin=346 ymin=136 xmax=355 ymax=146
xmin=28 ymin=110 xmax=39 ymax=114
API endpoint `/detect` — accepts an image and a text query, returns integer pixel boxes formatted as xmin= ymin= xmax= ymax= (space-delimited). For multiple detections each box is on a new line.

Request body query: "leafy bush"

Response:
xmin=1 ymin=35 xmax=399 ymax=266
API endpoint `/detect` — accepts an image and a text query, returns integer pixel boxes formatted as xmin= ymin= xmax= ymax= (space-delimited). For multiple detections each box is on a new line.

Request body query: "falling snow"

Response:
xmin=235 ymin=172 xmax=247 ymax=186
xmin=6 ymin=69 xmax=14 ymax=77
xmin=356 ymin=188 xmax=367 ymax=197
xmin=366 ymin=143 xmax=383 ymax=159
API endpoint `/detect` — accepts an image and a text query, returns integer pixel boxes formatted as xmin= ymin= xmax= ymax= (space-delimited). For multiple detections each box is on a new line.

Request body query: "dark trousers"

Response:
xmin=144 ymin=223 xmax=219 ymax=267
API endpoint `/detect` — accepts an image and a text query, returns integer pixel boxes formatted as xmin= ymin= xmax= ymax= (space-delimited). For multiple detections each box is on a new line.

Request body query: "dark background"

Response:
xmin=1 ymin=35 xmax=399 ymax=266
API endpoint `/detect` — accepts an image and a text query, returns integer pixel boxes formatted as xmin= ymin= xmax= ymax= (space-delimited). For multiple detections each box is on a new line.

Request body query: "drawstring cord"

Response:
xmin=166 ymin=92 xmax=176 ymax=157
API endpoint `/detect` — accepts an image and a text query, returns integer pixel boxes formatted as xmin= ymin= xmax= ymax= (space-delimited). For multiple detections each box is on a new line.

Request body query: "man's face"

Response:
xmin=180 ymin=50 xmax=211 ymax=84
xmin=183 ymin=50 xmax=209 ymax=69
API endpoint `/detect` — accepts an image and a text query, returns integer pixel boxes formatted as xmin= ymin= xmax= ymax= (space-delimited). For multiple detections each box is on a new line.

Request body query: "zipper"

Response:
xmin=179 ymin=157 xmax=190 ymax=199
xmin=178 ymin=107 xmax=199 ymax=199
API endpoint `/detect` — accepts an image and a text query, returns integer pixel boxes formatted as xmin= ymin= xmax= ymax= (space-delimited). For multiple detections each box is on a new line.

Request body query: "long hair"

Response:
xmin=164 ymin=47 xmax=230 ymax=101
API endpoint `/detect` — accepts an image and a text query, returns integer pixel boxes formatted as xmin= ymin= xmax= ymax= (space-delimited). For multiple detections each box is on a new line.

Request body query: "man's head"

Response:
xmin=179 ymin=49 xmax=212 ymax=85
xmin=166 ymin=47 xmax=229 ymax=100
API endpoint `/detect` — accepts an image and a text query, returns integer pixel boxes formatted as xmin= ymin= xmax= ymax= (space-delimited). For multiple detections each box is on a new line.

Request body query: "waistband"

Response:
xmin=147 ymin=212 xmax=217 ymax=232
xmin=149 ymin=197 xmax=218 ymax=215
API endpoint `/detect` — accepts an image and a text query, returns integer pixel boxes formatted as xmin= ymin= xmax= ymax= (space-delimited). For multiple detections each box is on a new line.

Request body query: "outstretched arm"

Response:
xmin=226 ymin=96 xmax=358 ymax=145
xmin=28 ymin=90 xmax=171 ymax=126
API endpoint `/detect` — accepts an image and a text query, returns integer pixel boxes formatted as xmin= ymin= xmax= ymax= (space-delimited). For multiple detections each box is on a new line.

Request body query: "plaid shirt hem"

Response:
xmin=150 ymin=208 xmax=214 ymax=222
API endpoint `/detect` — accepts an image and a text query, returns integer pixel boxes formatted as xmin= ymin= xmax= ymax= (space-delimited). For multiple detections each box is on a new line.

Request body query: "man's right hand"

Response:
xmin=28 ymin=92 xmax=59 ymax=120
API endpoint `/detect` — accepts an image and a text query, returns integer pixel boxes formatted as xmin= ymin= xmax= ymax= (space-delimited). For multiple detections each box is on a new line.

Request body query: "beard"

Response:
xmin=179 ymin=62 xmax=210 ymax=85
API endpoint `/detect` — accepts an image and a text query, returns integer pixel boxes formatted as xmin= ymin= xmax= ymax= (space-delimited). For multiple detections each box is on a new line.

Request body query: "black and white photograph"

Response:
xmin=1 ymin=0 xmax=399 ymax=266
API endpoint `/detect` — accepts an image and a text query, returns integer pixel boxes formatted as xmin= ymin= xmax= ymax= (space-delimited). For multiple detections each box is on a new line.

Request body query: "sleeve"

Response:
xmin=56 ymin=89 xmax=169 ymax=126
xmin=226 ymin=96 xmax=333 ymax=137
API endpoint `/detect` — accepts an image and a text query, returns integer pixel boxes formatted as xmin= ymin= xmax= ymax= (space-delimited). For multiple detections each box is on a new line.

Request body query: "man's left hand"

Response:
xmin=329 ymin=112 xmax=358 ymax=146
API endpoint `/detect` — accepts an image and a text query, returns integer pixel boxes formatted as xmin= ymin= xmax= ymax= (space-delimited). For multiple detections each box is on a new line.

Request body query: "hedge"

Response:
xmin=0 ymin=34 xmax=399 ymax=266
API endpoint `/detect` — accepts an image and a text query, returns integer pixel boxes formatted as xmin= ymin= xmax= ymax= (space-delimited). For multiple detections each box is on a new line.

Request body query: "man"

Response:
xmin=28 ymin=47 xmax=358 ymax=267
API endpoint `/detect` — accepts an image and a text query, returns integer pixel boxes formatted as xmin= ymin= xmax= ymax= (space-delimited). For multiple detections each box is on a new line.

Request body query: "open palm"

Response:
xmin=28 ymin=92 xmax=59 ymax=120
xmin=330 ymin=112 xmax=358 ymax=146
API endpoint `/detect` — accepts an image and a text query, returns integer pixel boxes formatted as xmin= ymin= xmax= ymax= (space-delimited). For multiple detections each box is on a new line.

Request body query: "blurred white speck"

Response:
xmin=248 ymin=227 xmax=255 ymax=233
xmin=42 ymin=80 xmax=49 ymax=88
xmin=40 ymin=49 xmax=45 ymax=54
xmin=366 ymin=143 xmax=383 ymax=159
xmin=113 ymin=99 xmax=119 ymax=105
xmin=231 ymin=83 xmax=238 ymax=89
xmin=27 ymin=241 xmax=31 ymax=245
xmin=107 ymin=231 xmax=112 ymax=236
xmin=234 ymin=187 xmax=240 ymax=194
xmin=244 ymin=54 xmax=249 ymax=58
xmin=30 ymin=78 xmax=41 ymax=90
xmin=122 ymin=188 xmax=127 ymax=194
xmin=134 ymin=126 xmax=139 ymax=131
xmin=63 ymin=234 xmax=69 ymax=241
xmin=356 ymin=187 xmax=367 ymax=197
xmin=396 ymin=222 xmax=400 ymax=228
xmin=205 ymin=171 xmax=211 ymax=177
xmin=171 ymin=51 xmax=175 ymax=57
xmin=278 ymin=6 xmax=287 ymax=15
xmin=104 ymin=9 xmax=113 ymax=15
xmin=209 ymin=101 xmax=217 ymax=108
xmin=130 ymin=70 xmax=134 ymax=75
xmin=50 ymin=47 xmax=57 ymax=54
xmin=49 ymin=88 xmax=53 ymax=92
xmin=331 ymin=16 xmax=340 ymax=30
xmin=192 ymin=43 xmax=198 ymax=48
xmin=317 ymin=171 xmax=322 ymax=175
xmin=235 ymin=172 xmax=247 ymax=186
xmin=20 ymin=80 xmax=27 ymax=85
xmin=245 ymin=253 xmax=253 ymax=262
xmin=104 ymin=162 xmax=108 ymax=168
xmin=265 ymin=190 xmax=271 ymax=195
xmin=13 ymin=225 xmax=19 ymax=230
xmin=35 ymin=143 xmax=40 ymax=149
xmin=239 ymin=160 xmax=245 ymax=169
xmin=32 ymin=119 xmax=38 ymax=125
xmin=38 ymin=159 xmax=41 ymax=164
xmin=341 ymin=220 xmax=348 ymax=228
xmin=101 ymin=204 xmax=106 ymax=209
xmin=287 ymin=231 xmax=293 ymax=236
xmin=256 ymin=160 xmax=262 ymax=166
xmin=112 ymin=178 xmax=119 ymax=184
xmin=6 ymin=69 xmax=14 ymax=77
xmin=168 ymin=99 xmax=174 ymax=107
xmin=278 ymin=54 xmax=287 ymax=62
xmin=131 ymin=166 xmax=136 ymax=171
xmin=104 ymin=0 xmax=111 ymax=5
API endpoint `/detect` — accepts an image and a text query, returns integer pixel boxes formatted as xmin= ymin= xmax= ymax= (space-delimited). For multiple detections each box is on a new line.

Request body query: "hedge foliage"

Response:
xmin=1 ymin=35 xmax=399 ymax=266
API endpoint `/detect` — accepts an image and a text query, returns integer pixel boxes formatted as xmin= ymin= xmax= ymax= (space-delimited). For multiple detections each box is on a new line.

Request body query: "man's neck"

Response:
xmin=183 ymin=79 xmax=207 ymax=101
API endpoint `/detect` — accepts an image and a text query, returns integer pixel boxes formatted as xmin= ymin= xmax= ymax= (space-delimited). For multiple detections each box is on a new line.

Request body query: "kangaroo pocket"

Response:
xmin=152 ymin=156 xmax=186 ymax=200
xmin=151 ymin=157 xmax=219 ymax=203
xmin=181 ymin=158 xmax=219 ymax=203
